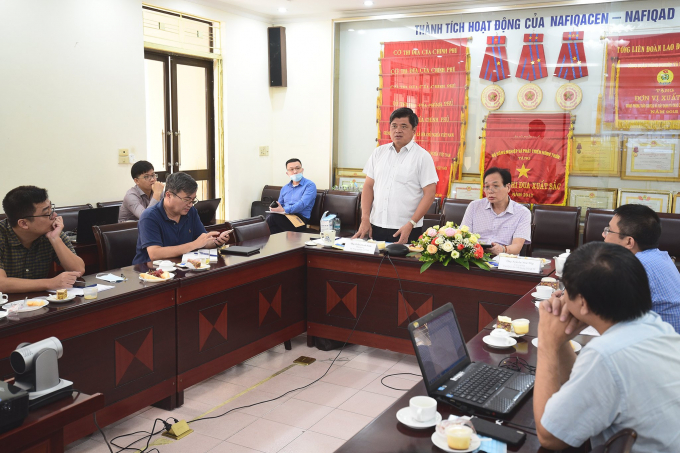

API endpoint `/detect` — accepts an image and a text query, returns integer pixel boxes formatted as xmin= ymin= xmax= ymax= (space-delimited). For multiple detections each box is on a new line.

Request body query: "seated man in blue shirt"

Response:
xmin=535 ymin=242 xmax=680 ymax=452
xmin=133 ymin=172 xmax=229 ymax=264
xmin=603 ymin=204 xmax=680 ymax=333
xmin=266 ymin=158 xmax=317 ymax=234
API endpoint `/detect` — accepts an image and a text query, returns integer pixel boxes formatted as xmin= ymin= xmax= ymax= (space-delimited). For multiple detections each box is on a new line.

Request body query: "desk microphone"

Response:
xmin=384 ymin=244 xmax=409 ymax=257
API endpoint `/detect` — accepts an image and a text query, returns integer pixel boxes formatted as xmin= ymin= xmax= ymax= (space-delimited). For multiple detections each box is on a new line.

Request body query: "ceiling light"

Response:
xmin=278 ymin=7 xmax=287 ymax=13
xmin=348 ymin=29 xmax=355 ymax=31
xmin=364 ymin=1 xmax=374 ymax=6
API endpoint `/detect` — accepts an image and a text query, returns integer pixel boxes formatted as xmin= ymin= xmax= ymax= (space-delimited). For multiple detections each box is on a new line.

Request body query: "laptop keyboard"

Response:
xmin=452 ymin=365 xmax=514 ymax=404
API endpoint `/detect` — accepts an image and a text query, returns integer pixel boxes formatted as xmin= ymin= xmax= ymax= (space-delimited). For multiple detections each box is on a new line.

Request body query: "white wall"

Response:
xmin=0 ymin=0 xmax=147 ymax=207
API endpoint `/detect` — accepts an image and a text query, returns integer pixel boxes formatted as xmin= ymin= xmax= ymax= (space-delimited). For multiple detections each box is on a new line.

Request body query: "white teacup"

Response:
xmin=158 ymin=260 xmax=174 ymax=270
xmin=535 ymin=285 xmax=553 ymax=298
xmin=0 ymin=292 xmax=8 ymax=305
xmin=489 ymin=328 xmax=511 ymax=345
xmin=321 ymin=229 xmax=336 ymax=247
xmin=409 ymin=396 xmax=437 ymax=422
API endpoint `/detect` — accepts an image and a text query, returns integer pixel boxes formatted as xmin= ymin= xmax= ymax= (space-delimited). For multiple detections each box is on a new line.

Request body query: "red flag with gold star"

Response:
xmin=554 ymin=31 xmax=588 ymax=81
xmin=480 ymin=113 xmax=573 ymax=205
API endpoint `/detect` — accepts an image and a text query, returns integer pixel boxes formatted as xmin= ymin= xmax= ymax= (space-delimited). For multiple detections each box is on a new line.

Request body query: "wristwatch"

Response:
xmin=409 ymin=219 xmax=417 ymax=228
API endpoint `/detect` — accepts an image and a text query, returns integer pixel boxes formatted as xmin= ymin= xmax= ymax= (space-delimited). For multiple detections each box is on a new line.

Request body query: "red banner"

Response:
xmin=379 ymin=39 xmax=469 ymax=198
xmin=481 ymin=113 xmax=572 ymax=205
xmin=603 ymin=33 xmax=680 ymax=130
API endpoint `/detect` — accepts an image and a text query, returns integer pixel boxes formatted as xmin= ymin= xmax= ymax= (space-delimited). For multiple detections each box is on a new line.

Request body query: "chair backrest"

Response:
xmin=233 ymin=220 xmax=270 ymax=243
xmin=205 ymin=221 xmax=231 ymax=234
xmin=55 ymin=204 xmax=94 ymax=233
xmin=195 ymin=198 xmax=221 ymax=225
xmin=657 ymin=212 xmax=680 ymax=261
xmin=583 ymin=208 xmax=615 ymax=244
xmin=224 ymin=216 xmax=265 ymax=244
xmin=427 ymin=197 xmax=441 ymax=215
xmin=308 ymin=191 xmax=326 ymax=227
xmin=93 ymin=222 xmax=138 ymax=271
xmin=0 ymin=213 xmax=6 ymax=222
xmin=96 ymin=201 xmax=123 ymax=209
xmin=589 ymin=428 xmax=637 ymax=453
xmin=532 ymin=205 xmax=581 ymax=251
xmin=261 ymin=185 xmax=282 ymax=203
xmin=322 ymin=190 xmax=360 ymax=236
xmin=441 ymin=198 xmax=473 ymax=226
xmin=422 ymin=214 xmax=443 ymax=230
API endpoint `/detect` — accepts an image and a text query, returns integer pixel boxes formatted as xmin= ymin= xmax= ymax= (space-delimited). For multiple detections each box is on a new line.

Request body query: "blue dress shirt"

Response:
xmin=278 ymin=176 xmax=317 ymax=220
xmin=133 ymin=200 xmax=206 ymax=264
xmin=636 ymin=248 xmax=680 ymax=333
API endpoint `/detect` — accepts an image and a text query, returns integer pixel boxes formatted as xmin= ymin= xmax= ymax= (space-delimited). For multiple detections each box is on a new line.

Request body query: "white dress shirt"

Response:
xmin=363 ymin=140 xmax=438 ymax=229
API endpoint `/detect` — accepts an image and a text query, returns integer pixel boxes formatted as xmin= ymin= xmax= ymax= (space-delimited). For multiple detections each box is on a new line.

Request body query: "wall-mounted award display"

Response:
xmin=450 ymin=180 xmax=481 ymax=200
xmin=555 ymin=83 xmax=583 ymax=110
xmin=617 ymin=189 xmax=672 ymax=213
xmin=622 ymin=137 xmax=680 ymax=182
xmin=570 ymin=135 xmax=620 ymax=176
xmin=335 ymin=168 xmax=366 ymax=190
xmin=568 ymin=187 xmax=618 ymax=220
xmin=674 ymin=193 xmax=680 ymax=214
xmin=517 ymin=83 xmax=542 ymax=110
xmin=481 ymin=85 xmax=505 ymax=111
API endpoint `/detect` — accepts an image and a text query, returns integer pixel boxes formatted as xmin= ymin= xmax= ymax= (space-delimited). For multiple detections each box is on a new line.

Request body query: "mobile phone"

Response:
xmin=73 ymin=280 xmax=87 ymax=288
xmin=470 ymin=417 xmax=526 ymax=447
xmin=269 ymin=201 xmax=279 ymax=208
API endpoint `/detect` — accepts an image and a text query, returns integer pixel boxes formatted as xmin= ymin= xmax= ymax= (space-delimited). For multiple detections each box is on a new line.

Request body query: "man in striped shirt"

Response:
xmin=603 ymin=204 xmax=680 ymax=333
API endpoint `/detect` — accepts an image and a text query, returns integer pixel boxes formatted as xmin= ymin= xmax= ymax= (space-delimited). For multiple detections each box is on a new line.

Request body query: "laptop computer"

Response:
xmin=195 ymin=198 xmax=221 ymax=225
xmin=74 ymin=206 xmax=120 ymax=244
xmin=408 ymin=303 xmax=535 ymax=418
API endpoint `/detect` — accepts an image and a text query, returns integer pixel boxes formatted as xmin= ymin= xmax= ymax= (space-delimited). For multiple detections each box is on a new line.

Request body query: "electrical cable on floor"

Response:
xmin=93 ymin=412 xmax=114 ymax=453
xmin=108 ymin=417 xmax=175 ymax=452
xmin=380 ymin=372 xmax=422 ymax=391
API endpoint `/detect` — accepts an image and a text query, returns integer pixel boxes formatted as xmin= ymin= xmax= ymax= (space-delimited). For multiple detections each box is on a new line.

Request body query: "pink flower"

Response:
xmin=445 ymin=228 xmax=456 ymax=237
xmin=427 ymin=244 xmax=438 ymax=254
xmin=426 ymin=228 xmax=437 ymax=237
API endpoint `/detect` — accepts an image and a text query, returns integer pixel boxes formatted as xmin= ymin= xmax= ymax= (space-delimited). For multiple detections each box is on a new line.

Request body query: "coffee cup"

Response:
xmin=489 ymin=328 xmax=511 ymax=345
xmin=446 ymin=425 xmax=473 ymax=449
xmin=409 ymin=396 xmax=437 ymax=422
xmin=511 ymin=318 xmax=530 ymax=335
xmin=321 ymin=229 xmax=336 ymax=247
xmin=0 ymin=292 xmax=8 ymax=305
xmin=535 ymin=285 xmax=553 ymax=298
xmin=158 ymin=260 xmax=174 ymax=270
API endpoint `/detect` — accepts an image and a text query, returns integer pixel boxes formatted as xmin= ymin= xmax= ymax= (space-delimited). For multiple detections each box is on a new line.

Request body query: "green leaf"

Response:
xmin=471 ymin=259 xmax=491 ymax=271
xmin=420 ymin=261 xmax=435 ymax=273
xmin=454 ymin=257 xmax=470 ymax=270
xmin=406 ymin=252 xmax=420 ymax=257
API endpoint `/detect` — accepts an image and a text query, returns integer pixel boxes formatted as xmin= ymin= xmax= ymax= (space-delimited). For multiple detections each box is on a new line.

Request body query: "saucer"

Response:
xmin=431 ymin=432 xmax=481 ymax=452
xmin=47 ymin=293 xmax=77 ymax=303
xmin=0 ymin=311 xmax=7 ymax=319
xmin=531 ymin=292 xmax=551 ymax=300
xmin=531 ymin=337 xmax=582 ymax=352
xmin=482 ymin=335 xmax=517 ymax=349
xmin=396 ymin=407 xmax=442 ymax=429
xmin=156 ymin=266 xmax=177 ymax=272
xmin=2 ymin=299 xmax=49 ymax=312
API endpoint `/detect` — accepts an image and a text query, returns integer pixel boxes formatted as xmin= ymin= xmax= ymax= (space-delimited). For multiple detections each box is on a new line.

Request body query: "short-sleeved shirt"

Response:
xmin=132 ymin=200 xmax=207 ymax=264
xmin=541 ymin=312 xmax=680 ymax=452
xmin=0 ymin=219 xmax=77 ymax=279
xmin=460 ymin=198 xmax=531 ymax=245
xmin=636 ymin=248 xmax=680 ymax=333
xmin=119 ymin=185 xmax=159 ymax=222
xmin=278 ymin=177 xmax=317 ymax=220
xmin=362 ymin=139 xmax=439 ymax=229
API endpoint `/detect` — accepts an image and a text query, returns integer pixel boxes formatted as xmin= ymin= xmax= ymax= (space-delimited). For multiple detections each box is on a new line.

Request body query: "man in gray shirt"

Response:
xmin=119 ymin=161 xmax=164 ymax=222
xmin=535 ymin=242 xmax=680 ymax=452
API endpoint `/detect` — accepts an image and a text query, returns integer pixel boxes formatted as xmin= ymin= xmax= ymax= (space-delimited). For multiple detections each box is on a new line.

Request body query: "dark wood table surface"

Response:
xmin=0 ymin=391 xmax=104 ymax=453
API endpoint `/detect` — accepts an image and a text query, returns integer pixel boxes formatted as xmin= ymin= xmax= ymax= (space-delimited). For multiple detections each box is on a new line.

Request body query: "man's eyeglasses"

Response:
xmin=603 ymin=227 xmax=627 ymax=236
xmin=483 ymin=185 xmax=505 ymax=193
xmin=25 ymin=203 xmax=56 ymax=218
xmin=138 ymin=173 xmax=158 ymax=181
xmin=287 ymin=166 xmax=302 ymax=173
xmin=170 ymin=192 xmax=199 ymax=205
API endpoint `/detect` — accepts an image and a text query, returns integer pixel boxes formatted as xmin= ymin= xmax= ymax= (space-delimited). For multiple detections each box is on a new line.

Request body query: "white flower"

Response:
xmin=451 ymin=250 xmax=460 ymax=259
xmin=442 ymin=241 xmax=454 ymax=252
xmin=463 ymin=239 xmax=471 ymax=246
xmin=454 ymin=233 xmax=463 ymax=241
xmin=445 ymin=221 xmax=454 ymax=228
xmin=435 ymin=236 xmax=444 ymax=245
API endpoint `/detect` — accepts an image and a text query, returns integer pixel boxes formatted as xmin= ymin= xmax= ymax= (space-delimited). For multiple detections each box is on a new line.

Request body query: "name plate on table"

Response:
xmin=498 ymin=256 xmax=541 ymax=274
xmin=344 ymin=240 xmax=378 ymax=255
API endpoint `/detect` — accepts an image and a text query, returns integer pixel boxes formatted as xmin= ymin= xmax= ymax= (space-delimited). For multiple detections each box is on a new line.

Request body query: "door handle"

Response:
xmin=175 ymin=130 xmax=181 ymax=169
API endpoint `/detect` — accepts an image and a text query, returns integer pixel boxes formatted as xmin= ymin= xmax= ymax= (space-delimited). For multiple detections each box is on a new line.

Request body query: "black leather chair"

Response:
xmin=589 ymin=428 xmax=637 ymax=453
xmin=530 ymin=205 xmax=581 ymax=258
xmin=305 ymin=191 xmax=326 ymax=230
xmin=233 ymin=220 xmax=270 ymax=243
xmin=205 ymin=221 xmax=231 ymax=234
xmin=322 ymin=190 xmax=360 ymax=236
xmin=441 ymin=198 xmax=472 ymax=226
xmin=224 ymin=216 xmax=265 ymax=244
xmin=97 ymin=201 xmax=123 ymax=209
xmin=55 ymin=204 xmax=93 ymax=233
xmin=658 ymin=212 xmax=680 ymax=268
xmin=583 ymin=208 xmax=615 ymax=244
xmin=422 ymin=214 xmax=443 ymax=230
xmin=0 ymin=213 xmax=6 ymax=222
xmin=93 ymin=222 xmax=138 ymax=270
xmin=427 ymin=197 xmax=442 ymax=215
xmin=261 ymin=185 xmax=282 ymax=203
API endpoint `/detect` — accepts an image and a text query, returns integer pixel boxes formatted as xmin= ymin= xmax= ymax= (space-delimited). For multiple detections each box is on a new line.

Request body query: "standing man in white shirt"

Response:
xmin=353 ymin=108 xmax=438 ymax=244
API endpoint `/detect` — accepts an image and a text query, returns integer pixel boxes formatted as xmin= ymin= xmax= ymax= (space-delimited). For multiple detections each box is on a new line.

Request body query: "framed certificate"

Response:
xmin=622 ymin=137 xmax=680 ymax=181
xmin=449 ymin=181 xmax=481 ymax=200
xmin=334 ymin=168 xmax=366 ymax=190
xmin=567 ymin=187 xmax=618 ymax=220
xmin=674 ymin=193 xmax=680 ymax=214
xmin=617 ymin=189 xmax=672 ymax=213
xmin=569 ymin=135 xmax=620 ymax=176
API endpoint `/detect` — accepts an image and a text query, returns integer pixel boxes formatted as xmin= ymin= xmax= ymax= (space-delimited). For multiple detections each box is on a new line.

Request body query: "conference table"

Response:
xmin=0 ymin=232 xmax=554 ymax=446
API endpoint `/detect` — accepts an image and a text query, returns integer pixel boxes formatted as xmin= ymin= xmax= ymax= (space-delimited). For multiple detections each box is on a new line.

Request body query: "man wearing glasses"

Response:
xmin=119 ymin=160 xmax=165 ymax=222
xmin=603 ymin=204 xmax=680 ymax=333
xmin=133 ymin=172 xmax=229 ymax=264
xmin=0 ymin=186 xmax=85 ymax=292
xmin=460 ymin=167 xmax=532 ymax=256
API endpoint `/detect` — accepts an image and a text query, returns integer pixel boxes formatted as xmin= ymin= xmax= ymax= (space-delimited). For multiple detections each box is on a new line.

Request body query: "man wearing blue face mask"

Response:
xmin=266 ymin=158 xmax=317 ymax=234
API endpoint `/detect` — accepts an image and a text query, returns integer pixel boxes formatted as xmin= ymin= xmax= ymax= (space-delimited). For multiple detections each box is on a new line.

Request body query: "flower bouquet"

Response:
xmin=408 ymin=222 xmax=491 ymax=273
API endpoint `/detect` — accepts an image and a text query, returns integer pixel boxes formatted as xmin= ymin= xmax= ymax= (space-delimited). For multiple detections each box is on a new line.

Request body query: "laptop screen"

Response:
xmin=412 ymin=309 xmax=468 ymax=387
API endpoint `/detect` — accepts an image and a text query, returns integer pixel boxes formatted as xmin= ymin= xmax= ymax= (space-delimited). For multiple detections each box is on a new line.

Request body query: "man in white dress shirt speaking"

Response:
xmin=353 ymin=108 xmax=438 ymax=244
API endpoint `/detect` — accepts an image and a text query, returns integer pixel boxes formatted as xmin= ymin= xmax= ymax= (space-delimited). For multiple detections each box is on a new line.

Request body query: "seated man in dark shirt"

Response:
xmin=133 ymin=172 xmax=229 ymax=264
xmin=0 ymin=186 xmax=85 ymax=292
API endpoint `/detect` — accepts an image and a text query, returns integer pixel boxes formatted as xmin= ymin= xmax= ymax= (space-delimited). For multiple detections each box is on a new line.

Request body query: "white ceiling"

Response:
xmin=191 ymin=0 xmax=630 ymax=23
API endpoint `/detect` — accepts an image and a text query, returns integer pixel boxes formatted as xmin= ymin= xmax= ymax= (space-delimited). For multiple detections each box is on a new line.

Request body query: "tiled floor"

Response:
xmin=66 ymin=333 xmax=420 ymax=453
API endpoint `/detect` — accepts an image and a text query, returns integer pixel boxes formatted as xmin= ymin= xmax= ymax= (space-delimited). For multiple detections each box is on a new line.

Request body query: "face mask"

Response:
xmin=290 ymin=173 xmax=303 ymax=182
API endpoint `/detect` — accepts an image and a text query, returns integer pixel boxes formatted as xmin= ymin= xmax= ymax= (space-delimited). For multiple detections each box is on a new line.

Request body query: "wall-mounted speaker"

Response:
xmin=268 ymin=27 xmax=287 ymax=87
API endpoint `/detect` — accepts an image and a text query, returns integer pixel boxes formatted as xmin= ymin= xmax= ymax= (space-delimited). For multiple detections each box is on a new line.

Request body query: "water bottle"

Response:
xmin=333 ymin=217 xmax=341 ymax=235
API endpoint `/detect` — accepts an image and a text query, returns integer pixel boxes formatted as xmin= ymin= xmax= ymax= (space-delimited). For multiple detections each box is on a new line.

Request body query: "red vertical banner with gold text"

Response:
xmin=378 ymin=39 xmax=470 ymax=198
xmin=603 ymin=33 xmax=680 ymax=131
xmin=481 ymin=113 xmax=573 ymax=205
